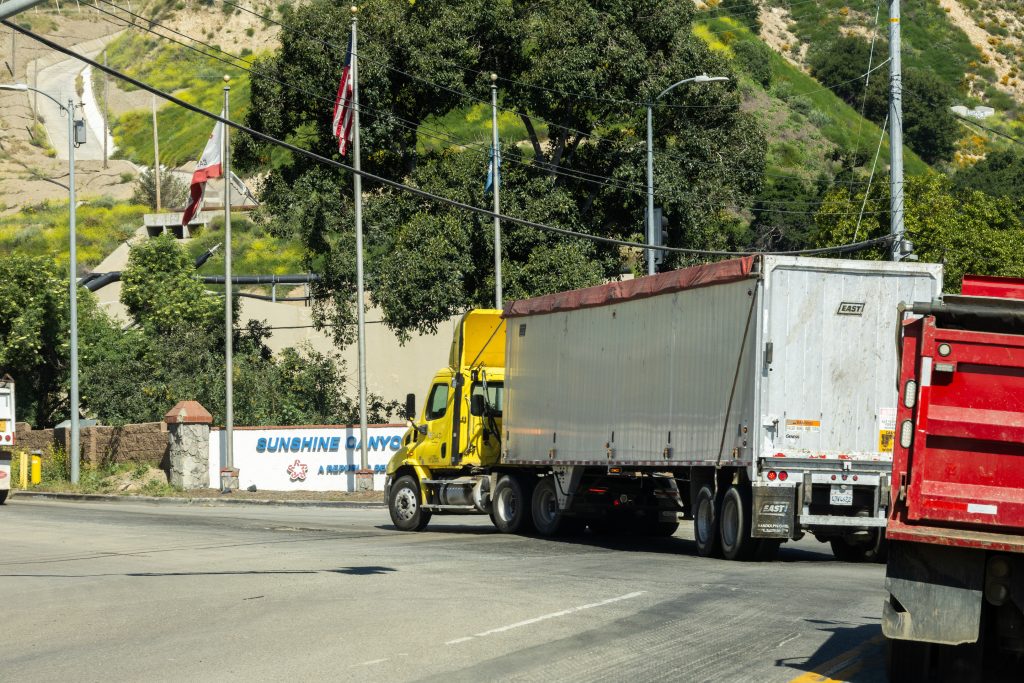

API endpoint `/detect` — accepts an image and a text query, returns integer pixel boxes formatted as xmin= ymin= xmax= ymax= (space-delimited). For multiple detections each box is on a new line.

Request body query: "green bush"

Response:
xmin=732 ymin=40 xmax=772 ymax=88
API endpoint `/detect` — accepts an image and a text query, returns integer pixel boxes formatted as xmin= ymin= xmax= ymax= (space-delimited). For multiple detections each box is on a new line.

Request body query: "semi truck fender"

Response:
xmin=883 ymin=541 xmax=985 ymax=645
xmin=384 ymin=459 xmax=433 ymax=505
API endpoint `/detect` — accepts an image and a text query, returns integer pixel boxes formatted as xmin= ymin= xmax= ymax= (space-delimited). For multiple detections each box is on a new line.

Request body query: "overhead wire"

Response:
xmin=5 ymin=19 xmax=897 ymax=256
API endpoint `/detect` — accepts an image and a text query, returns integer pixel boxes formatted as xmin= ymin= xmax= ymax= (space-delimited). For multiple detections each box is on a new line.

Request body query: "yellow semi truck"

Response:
xmin=385 ymin=257 xmax=943 ymax=560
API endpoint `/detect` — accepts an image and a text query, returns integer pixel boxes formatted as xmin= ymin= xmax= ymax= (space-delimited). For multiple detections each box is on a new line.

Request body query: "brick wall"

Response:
xmin=16 ymin=422 xmax=169 ymax=468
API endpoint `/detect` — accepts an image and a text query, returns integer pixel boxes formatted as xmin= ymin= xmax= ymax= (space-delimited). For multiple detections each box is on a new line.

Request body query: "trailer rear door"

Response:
xmin=761 ymin=257 xmax=942 ymax=457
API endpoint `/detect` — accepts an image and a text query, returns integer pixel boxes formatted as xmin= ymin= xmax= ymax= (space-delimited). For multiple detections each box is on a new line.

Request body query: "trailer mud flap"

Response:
xmin=883 ymin=541 xmax=984 ymax=645
xmin=752 ymin=484 xmax=795 ymax=538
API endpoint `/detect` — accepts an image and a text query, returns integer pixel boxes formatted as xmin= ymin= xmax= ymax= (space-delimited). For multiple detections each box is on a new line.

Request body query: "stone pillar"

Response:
xmin=164 ymin=401 xmax=212 ymax=490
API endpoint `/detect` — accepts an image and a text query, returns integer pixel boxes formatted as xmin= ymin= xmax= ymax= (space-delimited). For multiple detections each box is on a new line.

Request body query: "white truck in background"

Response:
xmin=0 ymin=376 xmax=15 ymax=504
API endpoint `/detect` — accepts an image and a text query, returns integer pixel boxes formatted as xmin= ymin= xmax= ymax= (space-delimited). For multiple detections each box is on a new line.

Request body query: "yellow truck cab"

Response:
xmin=385 ymin=310 xmax=505 ymax=530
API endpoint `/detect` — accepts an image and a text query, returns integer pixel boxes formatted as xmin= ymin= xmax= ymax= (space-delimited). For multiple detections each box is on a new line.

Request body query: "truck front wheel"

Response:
xmin=492 ymin=474 xmax=536 ymax=535
xmin=389 ymin=475 xmax=431 ymax=532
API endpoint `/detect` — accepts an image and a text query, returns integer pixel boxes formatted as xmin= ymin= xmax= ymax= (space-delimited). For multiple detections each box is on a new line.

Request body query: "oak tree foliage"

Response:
xmin=237 ymin=0 xmax=767 ymax=342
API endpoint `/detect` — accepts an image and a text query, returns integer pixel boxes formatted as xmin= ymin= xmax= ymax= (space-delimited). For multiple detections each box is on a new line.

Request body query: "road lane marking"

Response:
xmin=353 ymin=658 xmax=389 ymax=667
xmin=445 ymin=636 xmax=475 ymax=645
xmin=788 ymin=634 xmax=884 ymax=683
xmin=445 ymin=591 xmax=646 ymax=646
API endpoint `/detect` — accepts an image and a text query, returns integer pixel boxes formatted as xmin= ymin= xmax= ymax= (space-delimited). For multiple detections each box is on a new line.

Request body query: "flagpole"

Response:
xmin=490 ymin=73 xmax=502 ymax=310
xmin=350 ymin=6 xmax=370 ymax=488
xmin=223 ymin=74 xmax=235 ymax=487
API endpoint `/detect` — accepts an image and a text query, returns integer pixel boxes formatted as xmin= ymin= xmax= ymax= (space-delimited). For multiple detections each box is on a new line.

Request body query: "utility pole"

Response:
xmin=490 ymin=72 xmax=502 ymax=310
xmin=888 ymin=0 xmax=905 ymax=261
xmin=152 ymin=93 xmax=161 ymax=210
xmin=68 ymin=98 xmax=80 ymax=484
xmin=350 ymin=6 xmax=370 ymax=487
xmin=222 ymin=75 xmax=234 ymax=484
xmin=102 ymin=49 xmax=108 ymax=169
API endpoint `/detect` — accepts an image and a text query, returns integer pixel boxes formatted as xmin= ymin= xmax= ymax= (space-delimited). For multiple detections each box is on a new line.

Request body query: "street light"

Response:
xmin=645 ymin=74 xmax=729 ymax=276
xmin=1 ymin=82 xmax=84 ymax=483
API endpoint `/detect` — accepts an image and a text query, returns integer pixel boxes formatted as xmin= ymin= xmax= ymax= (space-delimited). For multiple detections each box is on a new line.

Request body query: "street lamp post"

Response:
xmin=645 ymin=74 xmax=729 ymax=276
xmin=1 ymin=82 xmax=84 ymax=483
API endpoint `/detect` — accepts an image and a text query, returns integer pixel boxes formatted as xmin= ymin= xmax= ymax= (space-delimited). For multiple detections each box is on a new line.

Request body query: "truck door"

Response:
xmin=416 ymin=381 xmax=454 ymax=468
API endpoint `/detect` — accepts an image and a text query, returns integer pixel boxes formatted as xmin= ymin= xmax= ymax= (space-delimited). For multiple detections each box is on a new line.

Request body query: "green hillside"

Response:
xmin=695 ymin=15 xmax=929 ymax=177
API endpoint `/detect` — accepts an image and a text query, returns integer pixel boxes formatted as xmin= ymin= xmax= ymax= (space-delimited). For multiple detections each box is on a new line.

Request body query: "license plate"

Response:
xmin=830 ymin=485 xmax=853 ymax=506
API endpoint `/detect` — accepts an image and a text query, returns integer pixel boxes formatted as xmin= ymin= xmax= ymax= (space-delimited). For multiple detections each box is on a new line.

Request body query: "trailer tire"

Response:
xmin=830 ymin=529 xmax=887 ymax=563
xmin=531 ymin=476 xmax=573 ymax=537
xmin=886 ymin=638 xmax=932 ymax=683
xmin=0 ymin=490 xmax=7 ymax=505
xmin=694 ymin=486 xmax=722 ymax=558
xmin=388 ymin=475 xmax=431 ymax=532
xmin=753 ymin=539 xmax=782 ymax=561
xmin=492 ymin=474 xmax=536 ymax=535
xmin=720 ymin=486 xmax=756 ymax=561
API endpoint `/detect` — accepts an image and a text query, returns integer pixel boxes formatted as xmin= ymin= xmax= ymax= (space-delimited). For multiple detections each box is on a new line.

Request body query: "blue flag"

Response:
xmin=485 ymin=145 xmax=501 ymax=194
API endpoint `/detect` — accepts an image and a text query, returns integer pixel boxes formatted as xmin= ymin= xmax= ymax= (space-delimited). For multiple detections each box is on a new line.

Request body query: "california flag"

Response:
xmin=181 ymin=111 xmax=225 ymax=226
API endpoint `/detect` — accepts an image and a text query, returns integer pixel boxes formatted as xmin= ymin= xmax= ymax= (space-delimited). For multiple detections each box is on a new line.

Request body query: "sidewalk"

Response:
xmin=11 ymin=489 xmax=386 ymax=509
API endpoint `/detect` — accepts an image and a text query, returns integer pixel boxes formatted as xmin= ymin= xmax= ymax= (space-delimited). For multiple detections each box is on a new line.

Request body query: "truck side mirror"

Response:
xmin=470 ymin=394 xmax=486 ymax=417
xmin=405 ymin=393 xmax=416 ymax=420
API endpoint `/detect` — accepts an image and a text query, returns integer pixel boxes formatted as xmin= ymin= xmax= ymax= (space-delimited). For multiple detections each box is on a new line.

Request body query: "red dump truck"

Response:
xmin=883 ymin=275 xmax=1024 ymax=681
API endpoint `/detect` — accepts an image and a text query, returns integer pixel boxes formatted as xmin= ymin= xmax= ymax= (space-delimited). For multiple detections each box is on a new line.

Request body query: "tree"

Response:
xmin=238 ymin=0 xmax=766 ymax=341
xmin=716 ymin=0 xmax=762 ymax=34
xmin=0 ymin=255 xmax=118 ymax=427
xmin=810 ymin=37 xmax=959 ymax=165
xmin=812 ymin=173 xmax=1024 ymax=289
xmin=955 ymin=150 xmax=1024 ymax=204
xmin=131 ymin=167 xmax=189 ymax=210
xmin=120 ymin=233 xmax=221 ymax=334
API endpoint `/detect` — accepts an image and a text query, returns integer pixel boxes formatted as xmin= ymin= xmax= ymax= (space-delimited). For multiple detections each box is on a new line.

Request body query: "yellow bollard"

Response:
xmin=30 ymin=453 xmax=41 ymax=486
xmin=19 ymin=451 xmax=27 ymax=489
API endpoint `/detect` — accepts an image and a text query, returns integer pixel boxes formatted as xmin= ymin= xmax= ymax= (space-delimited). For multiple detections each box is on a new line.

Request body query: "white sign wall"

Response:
xmin=208 ymin=425 xmax=407 ymax=491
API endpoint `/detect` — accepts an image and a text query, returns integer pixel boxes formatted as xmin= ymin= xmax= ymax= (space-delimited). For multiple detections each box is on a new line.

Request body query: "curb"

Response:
xmin=10 ymin=490 xmax=386 ymax=509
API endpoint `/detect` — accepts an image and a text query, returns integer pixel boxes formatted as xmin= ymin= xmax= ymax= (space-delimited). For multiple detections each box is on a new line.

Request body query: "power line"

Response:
xmin=5 ymin=19 xmax=897 ymax=257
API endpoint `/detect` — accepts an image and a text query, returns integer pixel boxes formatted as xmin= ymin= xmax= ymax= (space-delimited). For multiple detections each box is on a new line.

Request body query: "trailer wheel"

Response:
xmin=830 ymin=529 xmax=887 ymax=563
xmin=388 ymin=475 xmax=431 ymax=532
xmin=886 ymin=638 xmax=932 ymax=682
xmin=694 ymin=486 xmax=722 ymax=557
xmin=532 ymin=476 xmax=572 ymax=536
xmin=492 ymin=474 xmax=536 ymax=535
xmin=0 ymin=490 xmax=7 ymax=505
xmin=719 ymin=486 xmax=756 ymax=561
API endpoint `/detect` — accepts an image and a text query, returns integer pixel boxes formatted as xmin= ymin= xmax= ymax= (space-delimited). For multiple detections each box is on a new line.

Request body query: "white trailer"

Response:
xmin=501 ymin=256 xmax=943 ymax=560
xmin=0 ymin=377 xmax=15 ymax=504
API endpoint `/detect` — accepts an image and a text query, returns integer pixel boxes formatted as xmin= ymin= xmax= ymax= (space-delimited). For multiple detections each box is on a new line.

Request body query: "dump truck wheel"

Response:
xmin=389 ymin=475 xmax=431 ymax=532
xmin=694 ymin=485 xmax=721 ymax=557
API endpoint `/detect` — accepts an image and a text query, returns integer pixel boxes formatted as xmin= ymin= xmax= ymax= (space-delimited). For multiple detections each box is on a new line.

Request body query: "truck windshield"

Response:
xmin=471 ymin=382 xmax=503 ymax=417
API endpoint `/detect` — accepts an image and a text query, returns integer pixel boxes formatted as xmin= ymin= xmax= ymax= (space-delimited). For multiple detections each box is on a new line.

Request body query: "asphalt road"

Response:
xmin=0 ymin=499 xmax=888 ymax=682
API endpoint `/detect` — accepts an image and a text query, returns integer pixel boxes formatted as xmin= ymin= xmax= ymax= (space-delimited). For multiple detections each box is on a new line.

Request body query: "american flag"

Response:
xmin=332 ymin=35 xmax=355 ymax=157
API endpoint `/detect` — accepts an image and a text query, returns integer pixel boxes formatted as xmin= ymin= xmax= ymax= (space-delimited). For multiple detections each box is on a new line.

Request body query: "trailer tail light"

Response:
xmin=900 ymin=420 xmax=914 ymax=448
xmin=588 ymin=487 xmax=608 ymax=494
xmin=903 ymin=380 xmax=917 ymax=409
xmin=778 ymin=471 xmax=788 ymax=482
xmin=767 ymin=470 xmax=777 ymax=481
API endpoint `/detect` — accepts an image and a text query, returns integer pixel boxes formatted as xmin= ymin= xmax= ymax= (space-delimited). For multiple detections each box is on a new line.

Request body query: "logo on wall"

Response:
xmin=287 ymin=459 xmax=308 ymax=482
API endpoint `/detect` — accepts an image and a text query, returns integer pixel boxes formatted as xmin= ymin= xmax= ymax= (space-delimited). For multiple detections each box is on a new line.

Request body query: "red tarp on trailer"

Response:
xmin=503 ymin=256 xmax=757 ymax=318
